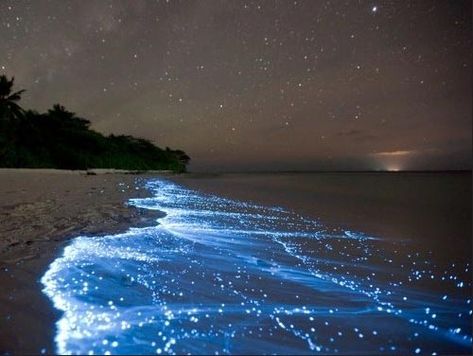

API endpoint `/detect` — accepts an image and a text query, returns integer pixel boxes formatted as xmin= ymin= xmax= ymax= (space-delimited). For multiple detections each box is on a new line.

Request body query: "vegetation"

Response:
xmin=0 ymin=75 xmax=190 ymax=172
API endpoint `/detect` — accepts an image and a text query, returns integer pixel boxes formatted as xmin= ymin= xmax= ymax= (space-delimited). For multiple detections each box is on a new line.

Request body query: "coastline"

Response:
xmin=35 ymin=173 xmax=472 ymax=354
xmin=0 ymin=169 xmax=165 ymax=354
xmin=1 ymin=170 xmax=471 ymax=353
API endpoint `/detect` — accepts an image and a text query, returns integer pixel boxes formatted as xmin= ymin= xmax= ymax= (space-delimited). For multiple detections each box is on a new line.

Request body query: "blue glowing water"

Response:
xmin=41 ymin=179 xmax=472 ymax=355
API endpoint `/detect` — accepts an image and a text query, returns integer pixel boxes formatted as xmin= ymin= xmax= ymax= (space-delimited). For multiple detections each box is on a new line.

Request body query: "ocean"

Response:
xmin=41 ymin=173 xmax=472 ymax=354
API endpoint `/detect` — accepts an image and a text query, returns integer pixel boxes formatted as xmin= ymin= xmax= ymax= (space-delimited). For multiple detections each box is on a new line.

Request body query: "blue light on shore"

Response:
xmin=41 ymin=179 xmax=472 ymax=354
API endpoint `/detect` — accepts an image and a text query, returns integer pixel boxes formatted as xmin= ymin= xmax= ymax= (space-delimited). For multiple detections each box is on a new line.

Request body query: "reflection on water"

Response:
xmin=41 ymin=179 xmax=472 ymax=355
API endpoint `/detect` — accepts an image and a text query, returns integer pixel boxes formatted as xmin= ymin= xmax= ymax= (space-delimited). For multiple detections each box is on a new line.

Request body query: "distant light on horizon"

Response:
xmin=371 ymin=150 xmax=409 ymax=172
xmin=381 ymin=162 xmax=404 ymax=172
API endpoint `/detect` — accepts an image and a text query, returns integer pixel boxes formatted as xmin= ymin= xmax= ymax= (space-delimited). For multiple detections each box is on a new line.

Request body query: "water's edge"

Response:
xmin=41 ymin=178 xmax=472 ymax=355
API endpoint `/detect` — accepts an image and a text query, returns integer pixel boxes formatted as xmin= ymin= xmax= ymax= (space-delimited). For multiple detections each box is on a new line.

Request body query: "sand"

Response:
xmin=0 ymin=169 xmax=165 ymax=354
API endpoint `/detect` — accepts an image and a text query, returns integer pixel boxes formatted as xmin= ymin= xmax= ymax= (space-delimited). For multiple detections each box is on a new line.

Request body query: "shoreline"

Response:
xmin=0 ymin=170 xmax=163 ymax=354
xmin=35 ymin=174 xmax=472 ymax=354
xmin=1 ymin=170 xmax=470 ymax=353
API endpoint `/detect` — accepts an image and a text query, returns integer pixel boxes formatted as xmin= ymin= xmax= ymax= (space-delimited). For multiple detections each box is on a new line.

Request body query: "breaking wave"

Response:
xmin=41 ymin=179 xmax=472 ymax=354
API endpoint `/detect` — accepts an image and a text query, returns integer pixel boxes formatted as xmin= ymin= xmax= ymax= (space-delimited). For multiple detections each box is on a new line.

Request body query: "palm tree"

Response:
xmin=47 ymin=104 xmax=91 ymax=129
xmin=0 ymin=75 xmax=25 ymax=120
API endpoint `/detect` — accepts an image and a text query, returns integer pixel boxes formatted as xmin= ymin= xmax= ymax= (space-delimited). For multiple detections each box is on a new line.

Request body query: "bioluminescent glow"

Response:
xmin=41 ymin=179 xmax=472 ymax=355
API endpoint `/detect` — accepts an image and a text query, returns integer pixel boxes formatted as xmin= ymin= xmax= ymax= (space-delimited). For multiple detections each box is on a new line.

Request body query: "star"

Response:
xmin=0 ymin=0 xmax=469 ymax=171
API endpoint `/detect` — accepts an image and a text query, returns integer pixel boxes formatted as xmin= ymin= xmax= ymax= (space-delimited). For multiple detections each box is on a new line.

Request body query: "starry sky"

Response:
xmin=1 ymin=0 xmax=471 ymax=171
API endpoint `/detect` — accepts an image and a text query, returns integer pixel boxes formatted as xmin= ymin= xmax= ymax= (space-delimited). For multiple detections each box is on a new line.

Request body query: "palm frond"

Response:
xmin=7 ymin=102 xmax=25 ymax=119
xmin=7 ymin=89 xmax=26 ymax=101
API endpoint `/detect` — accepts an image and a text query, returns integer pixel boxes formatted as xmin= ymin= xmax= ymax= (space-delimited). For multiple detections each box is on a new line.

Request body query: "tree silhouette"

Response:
xmin=0 ymin=75 xmax=25 ymax=120
xmin=173 ymin=149 xmax=191 ymax=165
xmin=48 ymin=104 xmax=91 ymax=130
xmin=0 ymin=74 xmax=190 ymax=171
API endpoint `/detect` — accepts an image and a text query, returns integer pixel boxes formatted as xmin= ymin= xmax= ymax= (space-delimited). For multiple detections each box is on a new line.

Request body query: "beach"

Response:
xmin=0 ymin=169 xmax=164 ymax=354
xmin=1 ymin=170 xmax=471 ymax=354
xmin=2 ymin=0 xmax=471 ymax=353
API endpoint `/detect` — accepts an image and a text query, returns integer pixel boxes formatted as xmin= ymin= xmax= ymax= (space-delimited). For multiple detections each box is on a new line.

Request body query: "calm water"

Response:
xmin=42 ymin=174 xmax=472 ymax=354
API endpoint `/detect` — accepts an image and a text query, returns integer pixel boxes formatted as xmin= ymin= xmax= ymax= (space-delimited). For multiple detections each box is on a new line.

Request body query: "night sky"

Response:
xmin=1 ymin=0 xmax=471 ymax=171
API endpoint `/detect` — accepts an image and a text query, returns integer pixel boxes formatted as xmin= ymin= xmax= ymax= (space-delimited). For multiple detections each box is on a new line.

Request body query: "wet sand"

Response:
xmin=0 ymin=169 xmax=164 ymax=354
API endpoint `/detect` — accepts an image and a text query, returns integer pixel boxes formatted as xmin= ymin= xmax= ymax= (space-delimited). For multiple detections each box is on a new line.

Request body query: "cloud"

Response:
xmin=371 ymin=150 xmax=416 ymax=157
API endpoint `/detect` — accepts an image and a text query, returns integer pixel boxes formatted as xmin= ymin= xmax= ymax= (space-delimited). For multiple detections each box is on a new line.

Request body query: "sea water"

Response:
xmin=41 ymin=178 xmax=472 ymax=354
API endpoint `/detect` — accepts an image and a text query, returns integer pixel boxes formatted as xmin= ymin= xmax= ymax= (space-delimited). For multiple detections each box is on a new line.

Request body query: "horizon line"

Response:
xmin=187 ymin=169 xmax=472 ymax=174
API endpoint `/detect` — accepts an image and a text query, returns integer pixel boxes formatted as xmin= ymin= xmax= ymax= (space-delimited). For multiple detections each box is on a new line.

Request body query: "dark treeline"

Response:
xmin=0 ymin=75 xmax=189 ymax=172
